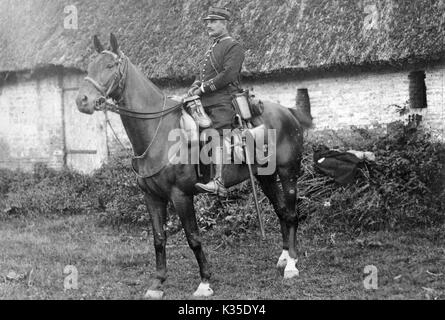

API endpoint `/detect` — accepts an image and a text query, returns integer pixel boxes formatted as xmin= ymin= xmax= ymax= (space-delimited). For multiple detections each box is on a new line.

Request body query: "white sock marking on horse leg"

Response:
xmin=193 ymin=282 xmax=214 ymax=297
xmin=277 ymin=249 xmax=290 ymax=268
xmin=144 ymin=289 xmax=164 ymax=299
xmin=284 ymin=257 xmax=299 ymax=279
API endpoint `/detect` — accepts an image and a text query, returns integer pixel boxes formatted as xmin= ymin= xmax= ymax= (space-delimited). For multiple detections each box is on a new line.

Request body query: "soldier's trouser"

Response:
xmin=195 ymin=103 xmax=233 ymax=196
xmin=204 ymin=103 xmax=236 ymax=135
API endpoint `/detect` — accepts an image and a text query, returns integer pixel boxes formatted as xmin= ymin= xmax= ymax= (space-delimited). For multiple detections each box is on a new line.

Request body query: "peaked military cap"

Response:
xmin=203 ymin=6 xmax=231 ymax=21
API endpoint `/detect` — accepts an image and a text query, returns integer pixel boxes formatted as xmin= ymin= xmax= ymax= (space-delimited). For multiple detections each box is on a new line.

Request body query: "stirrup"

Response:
xmin=195 ymin=178 xmax=227 ymax=197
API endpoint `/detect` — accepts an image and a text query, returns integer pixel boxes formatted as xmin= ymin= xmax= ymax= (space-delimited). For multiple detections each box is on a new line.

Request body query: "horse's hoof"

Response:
xmin=193 ymin=282 xmax=214 ymax=298
xmin=283 ymin=257 xmax=299 ymax=279
xmin=284 ymin=268 xmax=300 ymax=279
xmin=144 ymin=289 xmax=164 ymax=300
xmin=276 ymin=250 xmax=290 ymax=269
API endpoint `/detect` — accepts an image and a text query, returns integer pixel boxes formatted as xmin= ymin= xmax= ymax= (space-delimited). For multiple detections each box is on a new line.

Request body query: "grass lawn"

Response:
xmin=0 ymin=213 xmax=444 ymax=300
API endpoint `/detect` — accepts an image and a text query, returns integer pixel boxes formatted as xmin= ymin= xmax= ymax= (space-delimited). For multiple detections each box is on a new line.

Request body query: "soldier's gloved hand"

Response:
xmin=187 ymin=86 xmax=199 ymax=97
xmin=191 ymin=86 xmax=203 ymax=97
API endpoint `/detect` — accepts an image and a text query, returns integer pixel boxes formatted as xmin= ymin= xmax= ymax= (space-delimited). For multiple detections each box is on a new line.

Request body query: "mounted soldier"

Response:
xmin=187 ymin=6 xmax=246 ymax=197
xmin=77 ymin=30 xmax=311 ymax=298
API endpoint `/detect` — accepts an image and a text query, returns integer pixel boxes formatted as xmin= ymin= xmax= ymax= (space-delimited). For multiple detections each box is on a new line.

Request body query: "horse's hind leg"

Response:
xmin=277 ymin=164 xmax=300 ymax=279
xmin=257 ymin=165 xmax=300 ymax=279
xmin=143 ymin=193 xmax=168 ymax=299
xmin=171 ymin=187 xmax=213 ymax=297
xmin=256 ymin=174 xmax=292 ymax=269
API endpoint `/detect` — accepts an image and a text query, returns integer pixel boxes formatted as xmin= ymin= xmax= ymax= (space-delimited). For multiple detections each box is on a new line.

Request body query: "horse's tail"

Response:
xmin=288 ymin=107 xmax=313 ymax=130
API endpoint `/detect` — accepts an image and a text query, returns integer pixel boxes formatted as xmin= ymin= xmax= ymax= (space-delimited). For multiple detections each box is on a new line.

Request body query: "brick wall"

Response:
xmin=424 ymin=66 xmax=445 ymax=141
xmin=106 ymin=64 xmax=445 ymax=156
xmin=1 ymin=63 xmax=443 ymax=172
xmin=0 ymin=73 xmax=65 ymax=171
xmin=0 ymin=70 xmax=107 ymax=172
xmin=242 ymin=65 xmax=444 ymax=142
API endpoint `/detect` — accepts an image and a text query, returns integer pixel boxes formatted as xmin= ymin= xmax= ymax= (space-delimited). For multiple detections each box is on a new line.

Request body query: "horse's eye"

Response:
xmin=106 ymin=63 xmax=115 ymax=68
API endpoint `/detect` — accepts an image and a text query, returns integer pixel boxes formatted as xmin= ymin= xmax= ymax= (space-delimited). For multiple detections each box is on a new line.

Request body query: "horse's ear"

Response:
xmin=93 ymin=35 xmax=104 ymax=53
xmin=110 ymin=33 xmax=119 ymax=55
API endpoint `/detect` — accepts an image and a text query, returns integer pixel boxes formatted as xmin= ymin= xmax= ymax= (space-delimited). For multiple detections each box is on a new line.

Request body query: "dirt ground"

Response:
xmin=0 ymin=214 xmax=443 ymax=300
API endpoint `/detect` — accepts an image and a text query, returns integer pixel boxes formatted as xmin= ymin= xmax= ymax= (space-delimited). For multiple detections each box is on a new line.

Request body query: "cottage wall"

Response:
xmin=240 ymin=67 xmax=443 ymax=141
xmin=162 ymin=65 xmax=445 ymax=140
xmin=424 ymin=65 xmax=445 ymax=140
xmin=1 ymin=64 xmax=443 ymax=172
xmin=107 ymin=65 xmax=445 ymax=155
xmin=106 ymin=70 xmax=439 ymax=157
xmin=0 ymin=71 xmax=107 ymax=172
xmin=0 ymin=74 xmax=65 ymax=171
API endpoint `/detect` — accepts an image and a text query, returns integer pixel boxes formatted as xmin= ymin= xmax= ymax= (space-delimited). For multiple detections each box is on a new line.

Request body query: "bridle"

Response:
xmin=83 ymin=50 xmax=184 ymax=161
xmin=84 ymin=50 xmax=128 ymax=110
xmin=84 ymin=50 xmax=182 ymax=119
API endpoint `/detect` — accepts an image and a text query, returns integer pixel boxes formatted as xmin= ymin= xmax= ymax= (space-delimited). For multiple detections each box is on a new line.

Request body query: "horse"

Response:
xmin=76 ymin=33 xmax=313 ymax=299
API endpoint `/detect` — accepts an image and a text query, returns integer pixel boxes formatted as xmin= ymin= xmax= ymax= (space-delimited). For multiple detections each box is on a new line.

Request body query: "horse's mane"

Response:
xmin=128 ymin=59 xmax=165 ymax=99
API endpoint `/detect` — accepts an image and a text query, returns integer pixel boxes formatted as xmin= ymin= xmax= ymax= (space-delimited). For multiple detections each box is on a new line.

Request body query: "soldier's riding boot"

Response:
xmin=195 ymin=146 xmax=228 ymax=197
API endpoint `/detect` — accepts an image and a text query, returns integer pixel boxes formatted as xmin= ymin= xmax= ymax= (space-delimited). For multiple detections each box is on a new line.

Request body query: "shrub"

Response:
xmin=0 ymin=163 xmax=93 ymax=218
xmin=87 ymin=152 xmax=149 ymax=228
xmin=302 ymin=121 xmax=445 ymax=233
xmin=1 ymin=121 xmax=443 ymax=236
xmin=0 ymin=169 xmax=28 ymax=195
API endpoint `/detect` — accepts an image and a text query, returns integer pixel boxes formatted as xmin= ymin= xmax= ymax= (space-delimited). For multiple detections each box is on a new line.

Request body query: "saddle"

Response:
xmin=178 ymin=94 xmax=269 ymax=167
xmin=132 ymin=97 xmax=268 ymax=181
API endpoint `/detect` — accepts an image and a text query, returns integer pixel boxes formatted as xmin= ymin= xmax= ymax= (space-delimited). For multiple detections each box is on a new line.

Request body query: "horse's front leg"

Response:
xmin=171 ymin=187 xmax=213 ymax=298
xmin=142 ymin=193 xmax=168 ymax=299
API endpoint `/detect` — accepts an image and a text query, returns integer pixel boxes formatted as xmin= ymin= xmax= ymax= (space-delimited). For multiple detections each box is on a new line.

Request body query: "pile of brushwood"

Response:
xmin=0 ymin=121 xmax=444 ymax=237
xmin=296 ymin=121 xmax=445 ymax=233
xmin=188 ymin=121 xmax=445 ymax=238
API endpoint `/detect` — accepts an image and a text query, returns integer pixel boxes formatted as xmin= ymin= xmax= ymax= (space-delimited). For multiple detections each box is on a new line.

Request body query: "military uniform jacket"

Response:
xmin=193 ymin=34 xmax=245 ymax=107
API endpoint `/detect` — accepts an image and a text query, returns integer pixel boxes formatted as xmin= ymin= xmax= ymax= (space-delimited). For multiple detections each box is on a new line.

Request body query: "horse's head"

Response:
xmin=76 ymin=33 xmax=126 ymax=114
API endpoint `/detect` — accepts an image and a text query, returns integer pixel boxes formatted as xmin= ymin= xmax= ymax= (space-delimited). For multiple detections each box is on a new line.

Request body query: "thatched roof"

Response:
xmin=0 ymin=0 xmax=444 ymax=81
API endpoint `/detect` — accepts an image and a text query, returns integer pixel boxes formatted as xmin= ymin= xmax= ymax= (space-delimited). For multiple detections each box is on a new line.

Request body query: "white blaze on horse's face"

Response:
xmin=76 ymin=52 xmax=118 ymax=114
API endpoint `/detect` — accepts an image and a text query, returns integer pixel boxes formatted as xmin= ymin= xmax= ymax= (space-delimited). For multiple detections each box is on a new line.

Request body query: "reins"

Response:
xmin=100 ymin=99 xmax=181 ymax=119
xmin=132 ymin=95 xmax=166 ymax=160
